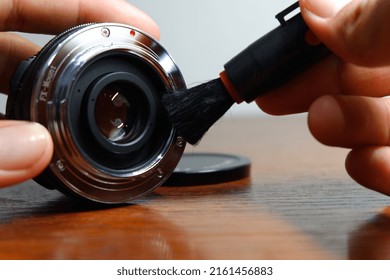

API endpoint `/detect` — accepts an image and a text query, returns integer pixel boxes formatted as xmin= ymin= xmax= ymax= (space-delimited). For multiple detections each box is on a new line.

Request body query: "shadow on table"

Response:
xmin=349 ymin=207 xmax=390 ymax=260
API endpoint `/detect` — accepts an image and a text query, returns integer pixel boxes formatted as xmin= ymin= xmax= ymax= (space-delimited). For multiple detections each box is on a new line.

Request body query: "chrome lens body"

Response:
xmin=7 ymin=23 xmax=186 ymax=203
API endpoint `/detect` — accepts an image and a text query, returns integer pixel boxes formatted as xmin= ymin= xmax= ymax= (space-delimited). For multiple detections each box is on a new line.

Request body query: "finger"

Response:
xmin=0 ymin=33 xmax=40 ymax=94
xmin=300 ymin=0 xmax=390 ymax=67
xmin=1 ymin=0 xmax=159 ymax=39
xmin=308 ymin=95 xmax=390 ymax=148
xmin=346 ymin=146 xmax=390 ymax=196
xmin=256 ymin=55 xmax=390 ymax=115
xmin=0 ymin=121 xmax=53 ymax=187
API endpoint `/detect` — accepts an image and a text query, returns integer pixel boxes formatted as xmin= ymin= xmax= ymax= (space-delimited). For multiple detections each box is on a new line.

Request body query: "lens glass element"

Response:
xmin=94 ymin=82 xmax=147 ymax=144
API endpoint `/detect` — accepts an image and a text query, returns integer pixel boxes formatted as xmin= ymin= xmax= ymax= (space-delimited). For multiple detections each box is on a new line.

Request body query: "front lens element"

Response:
xmin=94 ymin=82 xmax=146 ymax=143
xmin=86 ymin=72 xmax=157 ymax=155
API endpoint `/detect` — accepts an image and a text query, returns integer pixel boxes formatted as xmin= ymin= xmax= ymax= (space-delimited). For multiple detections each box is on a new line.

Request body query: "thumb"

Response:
xmin=0 ymin=121 xmax=53 ymax=187
xmin=300 ymin=0 xmax=390 ymax=67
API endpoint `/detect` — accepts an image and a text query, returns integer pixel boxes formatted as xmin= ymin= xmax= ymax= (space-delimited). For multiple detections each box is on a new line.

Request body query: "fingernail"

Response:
xmin=0 ymin=122 xmax=51 ymax=171
xmin=302 ymin=0 xmax=353 ymax=18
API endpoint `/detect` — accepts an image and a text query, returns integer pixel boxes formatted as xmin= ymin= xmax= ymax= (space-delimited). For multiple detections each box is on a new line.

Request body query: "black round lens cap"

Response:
xmin=163 ymin=153 xmax=251 ymax=186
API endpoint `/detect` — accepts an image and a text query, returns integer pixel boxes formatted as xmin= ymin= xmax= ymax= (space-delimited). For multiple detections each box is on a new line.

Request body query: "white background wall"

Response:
xmin=0 ymin=0 xmax=294 ymax=117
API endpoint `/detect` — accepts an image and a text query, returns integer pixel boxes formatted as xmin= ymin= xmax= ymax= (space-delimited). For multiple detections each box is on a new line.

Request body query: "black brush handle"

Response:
xmin=223 ymin=2 xmax=331 ymax=103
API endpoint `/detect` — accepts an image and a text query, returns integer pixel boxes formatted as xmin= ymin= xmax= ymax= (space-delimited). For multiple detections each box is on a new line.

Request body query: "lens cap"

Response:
xmin=164 ymin=153 xmax=251 ymax=186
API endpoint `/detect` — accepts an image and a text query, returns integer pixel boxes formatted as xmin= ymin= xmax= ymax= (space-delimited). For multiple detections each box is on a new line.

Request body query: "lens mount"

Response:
xmin=9 ymin=23 xmax=186 ymax=203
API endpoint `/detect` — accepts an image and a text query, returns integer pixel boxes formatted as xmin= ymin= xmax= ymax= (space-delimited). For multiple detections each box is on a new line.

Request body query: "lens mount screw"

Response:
xmin=101 ymin=27 xmax=111 ymax=38
xmin=157 ymin=168 xmax=164 ymax=179
xmin=176 ymin=137 xmax=185 ymax=148
xmin=55 ymin=160 xmax=66 ymax=172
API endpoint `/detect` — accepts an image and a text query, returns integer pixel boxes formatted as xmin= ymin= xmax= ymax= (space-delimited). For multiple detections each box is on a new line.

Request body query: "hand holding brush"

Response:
xmin=164 ymin=0 xmax=390 ymax=196
xmin=163 ymin=1 xmax=330 ymax=145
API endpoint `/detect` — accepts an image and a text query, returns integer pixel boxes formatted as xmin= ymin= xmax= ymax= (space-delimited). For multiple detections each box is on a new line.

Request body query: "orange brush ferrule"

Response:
xmin=219 ymin=71 xmax=244 ymax=104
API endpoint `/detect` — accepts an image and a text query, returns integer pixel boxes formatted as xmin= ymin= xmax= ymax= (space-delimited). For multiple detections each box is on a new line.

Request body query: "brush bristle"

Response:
xmin=162 ymin=78 xmax=234 ymax=145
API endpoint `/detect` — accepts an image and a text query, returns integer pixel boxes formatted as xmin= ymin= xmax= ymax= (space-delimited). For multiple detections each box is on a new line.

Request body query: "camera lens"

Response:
xmin=6 ymin=23 xmax=186 ymax=204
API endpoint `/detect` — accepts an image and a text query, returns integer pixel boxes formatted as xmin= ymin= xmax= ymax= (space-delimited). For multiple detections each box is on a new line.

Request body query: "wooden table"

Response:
xmin=0 ymin=116 xmax=389 ymax=260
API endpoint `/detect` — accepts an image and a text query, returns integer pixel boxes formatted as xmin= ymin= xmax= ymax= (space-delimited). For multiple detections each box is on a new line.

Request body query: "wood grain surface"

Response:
xmin=0 ymin=116 xmax=389 ymax=260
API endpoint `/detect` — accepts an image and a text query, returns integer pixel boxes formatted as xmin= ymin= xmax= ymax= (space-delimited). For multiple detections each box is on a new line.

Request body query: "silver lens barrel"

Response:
xmin=27 ymin=23 xmax=186 ymax=203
